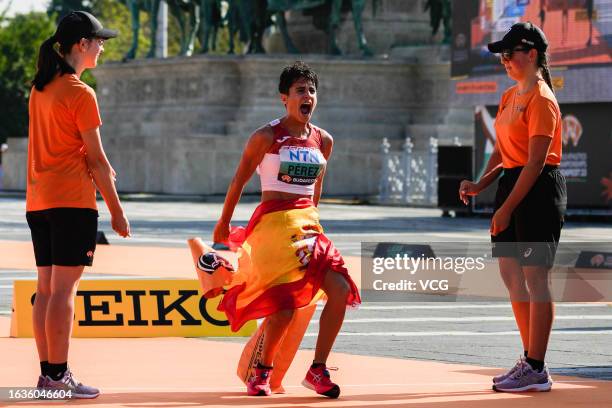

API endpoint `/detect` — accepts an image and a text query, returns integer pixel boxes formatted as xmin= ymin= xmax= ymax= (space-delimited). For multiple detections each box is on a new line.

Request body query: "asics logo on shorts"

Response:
xmin=523 ymin=248 xmax=533 ymax=258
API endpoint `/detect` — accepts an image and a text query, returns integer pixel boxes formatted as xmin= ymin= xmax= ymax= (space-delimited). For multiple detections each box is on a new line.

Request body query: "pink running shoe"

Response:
xmin=246 ymin=366 xmax=272 ymax=396
xmin=302 ymin=365 xmax=340 ymax=399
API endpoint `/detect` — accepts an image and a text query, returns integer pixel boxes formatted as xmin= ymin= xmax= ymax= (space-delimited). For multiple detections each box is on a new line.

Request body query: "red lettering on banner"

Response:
xmin=456 ymin=82 xmax=498 ymax=94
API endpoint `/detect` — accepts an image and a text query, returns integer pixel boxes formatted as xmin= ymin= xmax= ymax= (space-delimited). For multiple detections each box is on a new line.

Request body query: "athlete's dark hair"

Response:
xmin=278 ymin=61 xmax=319 ymax=95
xmin=537 ymin=50 xmax=554 ymax=94
xmin=32 ymin=34 xmax=78 ymax=91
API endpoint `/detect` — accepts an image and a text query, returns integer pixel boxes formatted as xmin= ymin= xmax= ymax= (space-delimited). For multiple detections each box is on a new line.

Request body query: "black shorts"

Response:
xmin=26 ymin=208 xmax=98 ymax=267
xmin=491 ymin=165 xmax=567 ymax=267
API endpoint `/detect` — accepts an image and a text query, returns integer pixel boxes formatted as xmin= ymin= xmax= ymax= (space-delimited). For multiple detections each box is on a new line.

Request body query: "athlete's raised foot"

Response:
xmin=302 ymin=364 xmax=340 ymax=399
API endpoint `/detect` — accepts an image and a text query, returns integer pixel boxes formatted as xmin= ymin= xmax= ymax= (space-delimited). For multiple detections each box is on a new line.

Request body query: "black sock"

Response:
xmin=47 ymin=362 xmax=68 ymax=381
xmin=311 ymin=362 xmax=325 ymax=369
xmin=40 ymin=361 xmax=50 ymax=377
xmin=524 ymin=350 xmax=529 ymax=358
xmin=525 ymin=357 xmax=544 ymax=372
xmin=256 ymin=362 xmax=273 ymax=370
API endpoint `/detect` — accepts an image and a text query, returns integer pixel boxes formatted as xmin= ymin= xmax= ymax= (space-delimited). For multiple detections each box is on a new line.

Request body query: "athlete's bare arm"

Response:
xmin=213 ymin=127 xmax=274 ymax=243
xmin=314 ymin=130 xmax=334 ymax=207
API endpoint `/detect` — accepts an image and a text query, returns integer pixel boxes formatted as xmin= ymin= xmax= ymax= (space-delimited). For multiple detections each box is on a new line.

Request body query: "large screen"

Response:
xmin=473 ymin=102 xmax=612 ymax=210
xmin=452 ymin=0 xmax=612 ymax=78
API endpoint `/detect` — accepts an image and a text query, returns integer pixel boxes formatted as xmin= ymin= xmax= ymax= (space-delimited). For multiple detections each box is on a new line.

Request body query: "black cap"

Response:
xmin=55 ymin=11 xmax=117 ymax=43
xmin=487 ymin=22 xmax=548 ymax=53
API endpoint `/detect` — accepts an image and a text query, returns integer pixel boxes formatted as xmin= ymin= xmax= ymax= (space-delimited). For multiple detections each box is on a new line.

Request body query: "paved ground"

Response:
xmin=1 ymin=196 xmax=611 ymax=381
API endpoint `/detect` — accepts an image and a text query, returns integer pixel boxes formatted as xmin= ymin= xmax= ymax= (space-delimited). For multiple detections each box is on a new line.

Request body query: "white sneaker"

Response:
xmin=46 ymin=369 xmax=100 ymax=399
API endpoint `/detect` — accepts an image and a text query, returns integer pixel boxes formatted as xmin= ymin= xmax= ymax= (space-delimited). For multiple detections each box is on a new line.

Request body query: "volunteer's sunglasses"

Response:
xmin=500 ymin=47 xmax=531 ymax=61
xmin=86 ymin=37 xmax=105 ymax=46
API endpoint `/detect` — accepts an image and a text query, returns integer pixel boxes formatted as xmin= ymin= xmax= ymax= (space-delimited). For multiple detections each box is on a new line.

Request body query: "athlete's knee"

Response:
xmin=270 ymin=308 xmax=295 ymax=325
xmin=324 ymin=271 xmax=350 ymax=301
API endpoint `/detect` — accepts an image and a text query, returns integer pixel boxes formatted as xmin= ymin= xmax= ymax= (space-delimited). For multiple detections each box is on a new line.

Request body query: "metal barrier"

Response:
xmin=379 ymin=136 xmax=438 ymax=206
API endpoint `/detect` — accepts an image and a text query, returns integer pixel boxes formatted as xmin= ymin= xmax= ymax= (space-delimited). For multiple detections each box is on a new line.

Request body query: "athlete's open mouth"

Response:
xmin=300 ymin=103 xmax=312 ymax=115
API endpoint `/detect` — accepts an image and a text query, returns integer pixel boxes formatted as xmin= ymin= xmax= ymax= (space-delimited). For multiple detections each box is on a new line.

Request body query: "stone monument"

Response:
xmin=271 ymin=0 xmax=434 ymax=55
xmin=2 ymin=1 xmax=473 ymax=201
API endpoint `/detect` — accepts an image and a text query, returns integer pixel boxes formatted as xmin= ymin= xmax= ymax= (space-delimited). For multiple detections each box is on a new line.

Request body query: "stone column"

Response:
xmin=156 ymin=0 xmax=168 ymax=58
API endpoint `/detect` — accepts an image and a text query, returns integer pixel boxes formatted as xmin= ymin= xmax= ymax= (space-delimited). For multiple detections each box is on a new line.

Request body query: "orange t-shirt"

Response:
xmin=494 ymin=80 xmax=562 ymax=168
xmin=26 ymin=74 xmax=102 ymax=212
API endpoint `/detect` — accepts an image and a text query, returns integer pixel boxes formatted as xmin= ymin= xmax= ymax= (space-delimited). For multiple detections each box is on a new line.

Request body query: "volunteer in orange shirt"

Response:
xmin=27 ymin=11 xmax=130 ymax=398
xmin=459 ymin=22 xmax=567 ymax=392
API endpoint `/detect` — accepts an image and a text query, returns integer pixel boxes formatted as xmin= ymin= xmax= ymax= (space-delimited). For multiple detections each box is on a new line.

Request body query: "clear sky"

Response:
xmin=1 ymin=0 xmax=48 ymax=17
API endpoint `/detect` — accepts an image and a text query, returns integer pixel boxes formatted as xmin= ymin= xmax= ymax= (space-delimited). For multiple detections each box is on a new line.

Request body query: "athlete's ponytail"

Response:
xmin=537 ymin=50 xmax=554 ymax=95
xmin=32 ymin=34 xmax=76 ymax=91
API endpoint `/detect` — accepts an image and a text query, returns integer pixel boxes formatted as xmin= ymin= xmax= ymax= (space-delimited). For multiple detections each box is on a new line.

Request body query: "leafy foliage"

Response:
xmin=0 ymin=12 xmax=55 ymax=141
xmin=0 ymin=0 xmax=241 ymax=142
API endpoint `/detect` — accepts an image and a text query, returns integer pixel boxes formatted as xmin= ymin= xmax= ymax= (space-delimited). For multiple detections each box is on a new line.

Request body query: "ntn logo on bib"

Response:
xmin=280 ymin=146 xmax=325 ymax=164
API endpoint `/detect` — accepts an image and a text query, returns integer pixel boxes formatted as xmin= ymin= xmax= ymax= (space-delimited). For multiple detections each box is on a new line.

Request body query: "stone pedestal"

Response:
xmin=2 ymin=53 xmax=471 ymax=198
xmin=2 ymin=138 xmax=27 ymax=191
xmin=92 ymin=55 xmax=425 ymax=195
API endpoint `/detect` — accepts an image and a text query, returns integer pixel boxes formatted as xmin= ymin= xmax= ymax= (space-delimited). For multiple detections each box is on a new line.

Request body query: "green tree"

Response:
xmin=0 ymin=12 xmax=55 ymax=142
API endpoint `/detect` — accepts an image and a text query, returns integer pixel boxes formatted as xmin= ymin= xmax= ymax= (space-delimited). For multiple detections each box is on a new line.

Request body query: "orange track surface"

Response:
xmin=1 ymin=316 xmax=609 ymax=407
xmin=1 ymin=241 xmax=609 ymax=407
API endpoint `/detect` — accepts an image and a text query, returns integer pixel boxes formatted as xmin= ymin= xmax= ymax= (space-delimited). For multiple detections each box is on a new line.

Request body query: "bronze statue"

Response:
xmin=120 ymin=0 xmax=160 ymax=60
xmin=168 ymin=0 xmax=200 ymax=56
xmin=251 ymin=0 xmax=375 ymax=56
xmin=200 ymin=0 xmax=222 ymax=53
xmin=200 ymin=0 xmax=376 ymax=55
xmin=424 ymin=0 xmax=451 ymax=44
xmin=121 ymin=0 xmax=376 ymax=58
xmin=202 ymin=0 xmax=297 ymax=55
xmin=121 ymin=0 xmax=200 ymax=60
